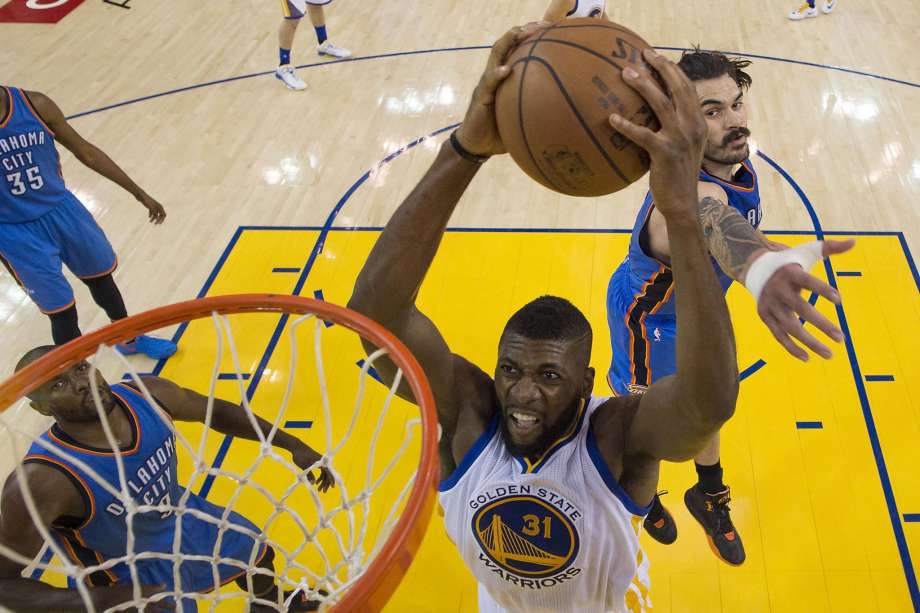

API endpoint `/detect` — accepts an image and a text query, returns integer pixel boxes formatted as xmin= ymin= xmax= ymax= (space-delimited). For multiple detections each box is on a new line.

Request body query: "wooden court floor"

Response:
xmin=2 ymin=0 xmax=919 ymax=611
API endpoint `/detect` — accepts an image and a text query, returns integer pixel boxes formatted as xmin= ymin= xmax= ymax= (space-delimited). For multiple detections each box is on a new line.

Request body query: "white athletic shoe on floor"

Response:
xmin=821 ymin=0 xmax=836 ymax=13
xmin=317 ymin=41 xmax=352 ymax=59
xmin=788 ymin=3 xmax=818 ymax=19
xmin=275 ymin=65 xmax=306 ymax=90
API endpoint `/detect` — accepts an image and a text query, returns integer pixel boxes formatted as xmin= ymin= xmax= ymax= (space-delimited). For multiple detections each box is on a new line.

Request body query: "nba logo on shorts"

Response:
xmin=0 ymin=0 xmax=87 ymax=24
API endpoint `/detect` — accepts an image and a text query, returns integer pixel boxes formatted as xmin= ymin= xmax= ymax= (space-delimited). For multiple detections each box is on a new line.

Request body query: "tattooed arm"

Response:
xmin=643 ymin=181 xmax=854 ymax=360
xmin=645 ymin=182 xmax=770 ymax=282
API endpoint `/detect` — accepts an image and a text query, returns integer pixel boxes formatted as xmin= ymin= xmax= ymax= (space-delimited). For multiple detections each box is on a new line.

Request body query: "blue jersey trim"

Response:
xmin=585 ymin=420 xmax=653 ymax=516
xmin=438 ymin=412 xmax=499 ymax=492
xmin=566 ymin=0 xmax=579 ymax=16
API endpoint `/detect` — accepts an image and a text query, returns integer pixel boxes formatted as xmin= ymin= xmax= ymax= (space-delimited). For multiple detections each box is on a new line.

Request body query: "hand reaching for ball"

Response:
xmin=609 ymin=49 xmax=707 ymax=218
xmin=454 ymin=23 xmax=548 ymax=157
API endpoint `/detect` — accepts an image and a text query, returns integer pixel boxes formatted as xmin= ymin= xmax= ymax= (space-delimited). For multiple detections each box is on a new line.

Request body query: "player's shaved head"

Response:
xmin=15 ymin=345 xmax=56 ymax=374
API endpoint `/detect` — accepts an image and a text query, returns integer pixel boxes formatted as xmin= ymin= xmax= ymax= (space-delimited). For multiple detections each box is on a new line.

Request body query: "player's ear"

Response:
xmin=582 ymin=366 xmax=595 ymax=398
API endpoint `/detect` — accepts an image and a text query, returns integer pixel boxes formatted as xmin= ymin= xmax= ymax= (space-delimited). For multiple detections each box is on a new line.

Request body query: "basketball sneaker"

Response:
xmin=115 ymin=335 xmax=177 ymax=360
xmin=317 ymin=41 xmax=352 ymax=59
xmin=642 ymin=491 xmax=678 ymax=545
xmin=275 ymin=65 xmax=307 ymax=91
xmin=788 ymin=3 xmax=818 ymax=19
xmin=684 ymin=484 xmax=746 ymax=565
xmin=821 ymin=0 xmax=836 ymax=13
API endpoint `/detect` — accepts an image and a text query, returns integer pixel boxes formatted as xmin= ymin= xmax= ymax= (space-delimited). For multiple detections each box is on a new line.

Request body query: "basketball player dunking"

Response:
xmin=0 ymin=346 xmax=334 ymax=612
xmin=348 ymin=26 xmax=853 ymax=612
xmin=544 ymin=0 xmax=607 ymax=21
xmin=606 ymin=49 xmax=851 ymax=565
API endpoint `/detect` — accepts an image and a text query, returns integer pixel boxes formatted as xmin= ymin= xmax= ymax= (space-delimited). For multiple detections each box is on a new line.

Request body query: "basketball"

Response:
xmin=495 ymin=19 xmax=661 ymax=197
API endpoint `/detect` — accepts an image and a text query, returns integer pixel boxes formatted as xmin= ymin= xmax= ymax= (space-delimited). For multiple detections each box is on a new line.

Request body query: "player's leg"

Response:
xmin=307 ymin=2 xmax=351 ymax=59
xmin=0 ymin=216 xmax=79 ymax=344
xmin=788 ymin=0 xmax=818 ymax=19
xmin=240 ymin=546 xmax=324 ymax=612
xmin=55 ymin=198 xmax=176 ymax=358
xmin=684 ymin=430 xmax=746 ymax=565
xmin=276 ymin=0 xmax=308 ymax=90
xmin=605 ymin=271 xmax=678 ymax=545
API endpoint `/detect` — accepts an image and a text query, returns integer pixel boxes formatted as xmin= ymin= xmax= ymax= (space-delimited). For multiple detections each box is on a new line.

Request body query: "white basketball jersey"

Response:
xmin=438 ymin=396 xmax=653 ymax=613
xmin=567 ymin=0 xmax=606 ymax=18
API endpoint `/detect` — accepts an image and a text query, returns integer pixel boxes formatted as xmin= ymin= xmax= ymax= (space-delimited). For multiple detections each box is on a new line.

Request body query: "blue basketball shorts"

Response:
xmin=0 ymin=195 xmax=117 ymax=313
xmin=606 ymin=267 xmax=677 ymax=396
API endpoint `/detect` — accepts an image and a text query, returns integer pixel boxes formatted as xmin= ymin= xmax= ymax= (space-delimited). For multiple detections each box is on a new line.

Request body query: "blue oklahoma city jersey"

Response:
xmin=24 ymin=383 xmax=265 ymax=611
xmin=606 ymin=160 xmax=761 ymax=394
xmin=0 ymin=87 xmax=76 ymax=223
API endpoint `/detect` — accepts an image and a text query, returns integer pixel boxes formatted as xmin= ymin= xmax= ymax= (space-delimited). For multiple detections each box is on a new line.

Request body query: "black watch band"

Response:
xmin=449 ymin=130 xmax=491 ymax=164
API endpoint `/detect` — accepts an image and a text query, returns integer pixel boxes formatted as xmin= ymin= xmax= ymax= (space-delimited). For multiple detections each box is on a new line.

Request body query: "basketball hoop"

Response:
xmin=0 ymin=294 xmax=438 ymax=612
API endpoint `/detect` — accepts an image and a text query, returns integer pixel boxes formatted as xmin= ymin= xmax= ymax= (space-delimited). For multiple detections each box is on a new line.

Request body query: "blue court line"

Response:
xmin=237 ymin=226 xmax=905 ymax=237
xmin=61 ymin=45 xmax=918 ymax=124
xmin=217 ymin=373 xmax=250 ymax=381
xmin=272 ymin=267 xmax=301 ymax=273
xmin=865 ymin=375 xmax=895 ymax=382
xmin=758 ymin=151 xmax=920 ymax=607
xmin=284 ymin=421 xmax=313 ymax=429
xmin=313 ymin=290 xmax=333 ymax=327
xmin=739 ymin=359 xmax=767 ymax=381
xmin=195 ymin=124 xmax=458 ymax=498
xmin=357 ymin=360 xmax=384 ymax=384
xmin=836 ymin=271 xmax=862 ymax=277
xmin=796 ymin=421 xmax=824 ymax=429
xmin=905 ymin=515 xmax=920 ymax=523
xmin=897 ymin=233 xmax=920 ymax=292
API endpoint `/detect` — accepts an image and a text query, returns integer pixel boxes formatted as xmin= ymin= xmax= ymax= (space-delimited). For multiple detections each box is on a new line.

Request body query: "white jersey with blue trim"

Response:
xmin=438 ymin=395 xmax=652 ymax=613
xmin=567 ymin=0 xmax=606 ymax=18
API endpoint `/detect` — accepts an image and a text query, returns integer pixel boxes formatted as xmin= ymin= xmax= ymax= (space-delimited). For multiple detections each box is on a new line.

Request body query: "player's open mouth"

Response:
xmin=508 ymin=411 xmax=541 ymax=434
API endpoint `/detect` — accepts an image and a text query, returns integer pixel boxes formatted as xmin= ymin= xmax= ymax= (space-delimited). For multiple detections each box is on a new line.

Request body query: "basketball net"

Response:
xmin=0 ymin=296 xmax=438 ymax=612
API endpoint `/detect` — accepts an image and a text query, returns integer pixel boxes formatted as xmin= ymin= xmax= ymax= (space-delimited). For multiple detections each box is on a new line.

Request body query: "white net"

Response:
xmin=0 ymin=304 xmax=433 ymax=612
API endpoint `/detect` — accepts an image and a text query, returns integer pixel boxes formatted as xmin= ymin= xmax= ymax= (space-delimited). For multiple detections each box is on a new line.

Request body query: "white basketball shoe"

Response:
xmin=821 ymin=0 xmax=836 ymax=13
xmin=275 ymin=65 xmax=306 ymax=91
xmin=788 ymin=3 xmax=818 ymax=19
xmin=317 ymin=41 xmax=352 ymax=59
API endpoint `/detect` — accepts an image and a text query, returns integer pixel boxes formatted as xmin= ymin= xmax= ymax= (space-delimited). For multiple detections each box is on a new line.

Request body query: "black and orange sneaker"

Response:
xmin=684 ymin=484 xmax=745 ymax=565
xmin=642 ymin=491 xmax=678 ymax=545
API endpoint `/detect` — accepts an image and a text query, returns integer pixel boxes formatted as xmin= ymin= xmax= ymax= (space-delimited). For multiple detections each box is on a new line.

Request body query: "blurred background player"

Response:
xmin=276 ymin=0 xmax=352 ymax=91
xmin=0 ymin=86 xmax=175 ymax=359
xmin=788 ymin=0 xmax=836 ymax=20
xmin=543 ymin=0 xmax=607 ymax=21
xmin=606 ymin=50 xmax=850 ymax=565
xmin=0 ymin=346 xmax=334 ymax=612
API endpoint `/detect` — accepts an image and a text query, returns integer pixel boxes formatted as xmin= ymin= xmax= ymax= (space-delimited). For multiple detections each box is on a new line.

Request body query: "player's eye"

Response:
xmin=705 ymin=109 xmax=720 ymax=118
xmin=542 ymin=371 xmax=560 ymax=380
xmin=499 ymin=364 xmax=517 ymax=375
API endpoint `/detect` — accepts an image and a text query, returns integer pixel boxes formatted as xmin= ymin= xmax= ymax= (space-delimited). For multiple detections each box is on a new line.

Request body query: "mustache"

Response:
xmin=722 ymin=127 xmax=751 ymax=146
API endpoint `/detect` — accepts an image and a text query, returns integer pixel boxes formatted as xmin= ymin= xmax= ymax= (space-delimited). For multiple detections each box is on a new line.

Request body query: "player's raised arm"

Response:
xmin=347 ymin=26 xmax=535 ymax=413
xmin=25 ymin=91 xmax=166 ymax=225
xmin=604 ymin=50 xmax=739 ymax=461
xmin=645 ymin=181 xmax=854 ymax=361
